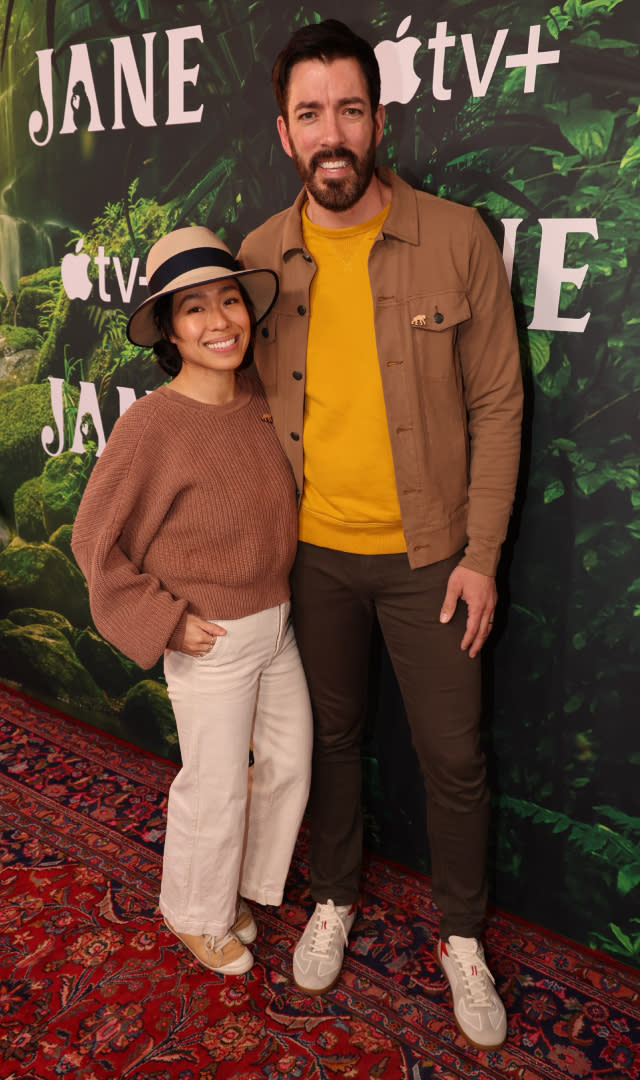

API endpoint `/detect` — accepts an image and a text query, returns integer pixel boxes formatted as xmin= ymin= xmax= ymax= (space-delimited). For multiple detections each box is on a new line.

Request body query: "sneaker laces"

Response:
xmin=308 ymin=901 xmax=350 ymax=958
xmin=448 ymin=937 xmax=496 ymax=1008
xmin=203 ymin=931 xmax=232 ymax=955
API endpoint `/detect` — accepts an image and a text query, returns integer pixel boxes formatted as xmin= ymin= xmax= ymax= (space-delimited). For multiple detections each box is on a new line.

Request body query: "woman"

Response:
xmin=72 ymin=226 xmax=312 ymax=976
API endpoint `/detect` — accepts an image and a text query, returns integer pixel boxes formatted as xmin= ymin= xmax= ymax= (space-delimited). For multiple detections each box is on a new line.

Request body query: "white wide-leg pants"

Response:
xmin=159 ymin=601 xmax=312 ymax=938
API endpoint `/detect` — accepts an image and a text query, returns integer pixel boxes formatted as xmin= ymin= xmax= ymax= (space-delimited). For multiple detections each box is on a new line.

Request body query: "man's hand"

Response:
xmin=439 ymin=565 xmax=497 ymax=658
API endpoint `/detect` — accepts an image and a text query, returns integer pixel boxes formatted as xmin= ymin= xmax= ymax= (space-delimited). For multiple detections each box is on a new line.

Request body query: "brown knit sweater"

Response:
xmin=72 ymin=374 xmax=297 ymax=669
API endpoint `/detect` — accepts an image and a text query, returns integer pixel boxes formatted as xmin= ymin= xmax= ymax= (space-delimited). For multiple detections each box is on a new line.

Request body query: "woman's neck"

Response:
xmin=169 ymin=368 xmax=238 ymax=405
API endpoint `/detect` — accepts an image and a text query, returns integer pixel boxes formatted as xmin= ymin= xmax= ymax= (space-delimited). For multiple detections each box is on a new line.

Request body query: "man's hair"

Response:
xmin=151 ymin=284 xmax=257 ymax=377
xmin=272 ymin=19 xmax=381 ymax=120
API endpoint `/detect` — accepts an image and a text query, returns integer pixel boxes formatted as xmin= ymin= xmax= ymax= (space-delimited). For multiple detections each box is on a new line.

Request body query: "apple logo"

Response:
xmin=374 ymin=16 xmax=422 ymax=106
xmin=61 ymin=237 xmax=92 ymax=300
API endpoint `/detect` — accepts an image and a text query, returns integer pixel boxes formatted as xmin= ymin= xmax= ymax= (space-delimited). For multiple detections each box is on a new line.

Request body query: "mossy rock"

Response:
xmin=0 ymin=620 xmax=108 ymax=711
xmin=0 ymin=323 xmax=42 ymax=351
xmin=0 ymin=515 xmax=11 ymax=553
xmin=0 ymin=383 xmax=71 ymax=507
xmin=42 ymin=450 xmax=93 ymax=534
xmin=6 ymin=606 xmax=75 ymax=642
xmin=74 ymin=628 xmax=141 ymax=698
xmin=49 ymin=523 xmax=74 ymax=561
xmin=0 ymin=537 xmax=90 ymax=624
xmin=121 ymin=679 xmax=178 ymax=760
xmin=15 ymin=287 xmax=53 ymax=330
xmin=19 ymin=267 xmax=61 ymax=290
xmin=14 ymin=475 xmax=46 ymax=542
xmin=0 ymin=345 xmax=41 ymax=396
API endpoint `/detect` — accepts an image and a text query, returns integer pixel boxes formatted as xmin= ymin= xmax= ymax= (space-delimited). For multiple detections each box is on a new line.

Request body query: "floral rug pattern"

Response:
xmin=1 ymin=684 xmax=639 ymax=1079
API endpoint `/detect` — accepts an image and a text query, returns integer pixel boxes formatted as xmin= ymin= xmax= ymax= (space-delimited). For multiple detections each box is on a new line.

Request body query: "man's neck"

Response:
xmin=304 ymin=173 xmax=391 ymax=229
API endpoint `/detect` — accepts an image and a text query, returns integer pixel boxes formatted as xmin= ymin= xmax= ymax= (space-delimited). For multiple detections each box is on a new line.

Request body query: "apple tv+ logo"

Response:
xmin=374 ymin=18 xmax=560 ymax=106
xmin=61 ymin=239 xmax=146 ymax=305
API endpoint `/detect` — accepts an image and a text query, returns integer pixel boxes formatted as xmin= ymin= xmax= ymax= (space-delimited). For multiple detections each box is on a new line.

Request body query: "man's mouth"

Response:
xmin=318 ymin=159 xmax=351 ymax=172
xmin=313 ymin=150 xmax=356 ymax=177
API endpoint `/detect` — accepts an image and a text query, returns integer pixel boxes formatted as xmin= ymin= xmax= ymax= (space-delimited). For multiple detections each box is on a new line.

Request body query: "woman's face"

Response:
xmin=168 ymin=279 xmax=251 ymax=377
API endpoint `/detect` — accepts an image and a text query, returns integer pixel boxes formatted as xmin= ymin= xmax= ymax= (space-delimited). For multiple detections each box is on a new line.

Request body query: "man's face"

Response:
xmin=277 ymin=57 xmax=385 ymax=214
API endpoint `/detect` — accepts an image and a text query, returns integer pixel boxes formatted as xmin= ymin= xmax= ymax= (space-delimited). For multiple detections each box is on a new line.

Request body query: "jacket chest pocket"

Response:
xmin=405 ymin=290 xmax=471 ymax=381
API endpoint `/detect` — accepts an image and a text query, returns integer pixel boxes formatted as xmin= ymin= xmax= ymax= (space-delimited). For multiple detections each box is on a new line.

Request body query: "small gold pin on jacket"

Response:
xmin=411 ymin=314 xmax=428 ymax=328
xmin=261 ymin=413 xmax=273 ymax=424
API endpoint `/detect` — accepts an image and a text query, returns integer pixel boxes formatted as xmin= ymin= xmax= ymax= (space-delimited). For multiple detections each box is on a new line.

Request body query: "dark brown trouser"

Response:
xmin=290 ymin=542 xmax=489 ymax=940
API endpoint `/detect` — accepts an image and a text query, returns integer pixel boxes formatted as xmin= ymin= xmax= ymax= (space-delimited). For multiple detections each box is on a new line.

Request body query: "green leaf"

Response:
xmin=550 ymin=438 xmax=577 ymax=453
xmin=617 ymin=868 xmax=640 ymax=896
xmin=621 ymin=135 xmax=640 ymax=172
xmin=544 ymin=479 xmax=565 ymax=503
xmin=577 ymin=472 xmax=609 ymax=495
xmin=550 ymin=95 xmax=615 ymax=161
xmin=529 ymin=333 xmax=553 ymax=376
xmin=609 ymin=923 xmax=634 ymax=952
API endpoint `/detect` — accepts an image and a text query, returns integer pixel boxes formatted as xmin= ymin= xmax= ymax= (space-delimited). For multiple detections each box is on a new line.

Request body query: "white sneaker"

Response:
xmin=293 ymin=900 xmax=357 ymax=994
xmin=438 ymin=936 xmax=507 ymax=1049
xmin=231 ymin=898 xmax=257 ymax=945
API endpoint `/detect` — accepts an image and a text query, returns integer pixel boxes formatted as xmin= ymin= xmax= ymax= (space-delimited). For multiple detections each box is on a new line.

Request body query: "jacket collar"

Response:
xmin=279 ymin=167 xmax=420 ymax=258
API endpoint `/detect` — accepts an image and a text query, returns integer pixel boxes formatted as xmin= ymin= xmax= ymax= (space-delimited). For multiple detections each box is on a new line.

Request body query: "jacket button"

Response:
xmin=297 ymin=305 xmax=306 ymax=315
xmin=261 ymin=326 xmax=269 ymax=337
xmin=290 ymin=432 xmax=300 ymax=441
xmin=433 ymin=312 xmax=444 ymax=324
xmin=292 ymin=371 xmax=303 ymax=380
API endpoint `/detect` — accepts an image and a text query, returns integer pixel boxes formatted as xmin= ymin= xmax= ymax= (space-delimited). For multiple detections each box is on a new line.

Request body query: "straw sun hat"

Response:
xmin=127 ymin=226 xmax=279 ymax=347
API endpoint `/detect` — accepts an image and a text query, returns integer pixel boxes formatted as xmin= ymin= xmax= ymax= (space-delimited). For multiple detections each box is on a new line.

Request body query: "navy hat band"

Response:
xmin=148 ymin=247 xmax=239 ymax=294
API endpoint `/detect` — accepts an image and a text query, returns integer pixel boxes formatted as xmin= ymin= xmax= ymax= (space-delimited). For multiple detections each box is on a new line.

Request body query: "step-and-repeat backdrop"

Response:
xmin=1 ymin=0 xmax=638 ymax=964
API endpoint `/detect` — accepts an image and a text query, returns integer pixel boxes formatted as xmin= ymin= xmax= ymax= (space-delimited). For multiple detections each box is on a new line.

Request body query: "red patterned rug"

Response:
xmin=1 ymin=683 xmax=639 ymax=1079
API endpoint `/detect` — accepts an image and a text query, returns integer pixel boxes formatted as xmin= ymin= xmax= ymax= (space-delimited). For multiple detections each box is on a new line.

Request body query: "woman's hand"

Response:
xmin=182 ymin=613 xmax=226 ymax=657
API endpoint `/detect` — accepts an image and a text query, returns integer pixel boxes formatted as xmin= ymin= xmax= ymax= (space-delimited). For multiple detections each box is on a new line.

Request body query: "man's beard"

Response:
xmin=289 ymin=135 xmax=377 ymax=212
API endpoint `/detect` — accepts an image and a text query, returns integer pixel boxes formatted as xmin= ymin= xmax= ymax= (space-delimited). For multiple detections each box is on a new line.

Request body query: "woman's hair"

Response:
xmin=151 ymin=281 xmax=257 ymax=377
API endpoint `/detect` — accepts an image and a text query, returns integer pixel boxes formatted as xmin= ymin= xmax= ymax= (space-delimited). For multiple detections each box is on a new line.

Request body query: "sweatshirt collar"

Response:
xmin=280 ymin=167 xmax=420 ymax=259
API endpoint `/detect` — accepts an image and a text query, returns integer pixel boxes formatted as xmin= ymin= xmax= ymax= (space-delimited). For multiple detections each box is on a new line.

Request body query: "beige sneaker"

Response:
xmin=231 ymin=897 xmax=257 ymax=944
xmin=164 ymin=918 xmax=253 ymax=974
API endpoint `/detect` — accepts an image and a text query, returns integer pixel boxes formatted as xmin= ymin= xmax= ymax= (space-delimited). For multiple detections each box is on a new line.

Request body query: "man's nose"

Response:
xmin=319 ymin=111 xmax=343 ymax=146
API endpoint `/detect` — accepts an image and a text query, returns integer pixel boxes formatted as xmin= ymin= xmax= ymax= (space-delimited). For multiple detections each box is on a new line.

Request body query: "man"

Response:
xmin=238 ymin=19 xmax=522 ymax=1050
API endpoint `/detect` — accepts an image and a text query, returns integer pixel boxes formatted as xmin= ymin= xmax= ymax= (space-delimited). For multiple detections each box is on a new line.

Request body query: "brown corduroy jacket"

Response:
xmin=239 ymin=168 xmax=523 ymax=577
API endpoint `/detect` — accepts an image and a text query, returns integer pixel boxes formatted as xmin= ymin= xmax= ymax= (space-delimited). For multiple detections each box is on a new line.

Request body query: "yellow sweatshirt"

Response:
xmin=299 ymin=204 xmax=406 ymax=554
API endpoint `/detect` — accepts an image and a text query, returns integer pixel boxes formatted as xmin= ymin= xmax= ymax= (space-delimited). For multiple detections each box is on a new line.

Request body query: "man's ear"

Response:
xmin=374 ymin=104 xmax=386 ymax=147
xmin=277 ymin=114 xmax=294 ymax=160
